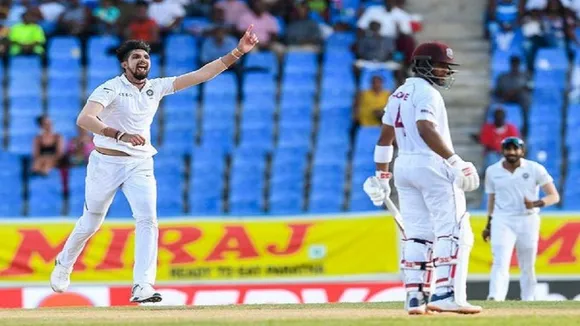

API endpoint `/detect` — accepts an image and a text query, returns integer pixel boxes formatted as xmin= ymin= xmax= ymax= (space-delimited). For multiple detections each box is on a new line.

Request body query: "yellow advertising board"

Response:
xmin=471 ymin=215 xmax=580 ymax=275
xmin=0 ymin=214 xmax=400 ymax=282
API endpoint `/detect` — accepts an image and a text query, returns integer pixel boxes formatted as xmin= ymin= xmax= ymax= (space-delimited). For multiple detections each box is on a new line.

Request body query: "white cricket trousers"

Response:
xmin=488 ymin=214 xmax=540 ymax=301
xmin=394 ymin=154 xmax=473 ymax=302
xmin=57 ymin=150 xmax=158 ymax=285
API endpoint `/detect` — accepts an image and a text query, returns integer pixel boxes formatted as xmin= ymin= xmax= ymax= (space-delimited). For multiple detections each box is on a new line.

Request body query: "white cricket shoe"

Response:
xmin=427 ymin=291 xmax=482 ymax=314
xmin=405 ymin=291 xmax=428 ymax=315
xmin=130 ymin=284 xmax=162 ymax=303
xmin=50 ymin=260 xmax=72 ymax=293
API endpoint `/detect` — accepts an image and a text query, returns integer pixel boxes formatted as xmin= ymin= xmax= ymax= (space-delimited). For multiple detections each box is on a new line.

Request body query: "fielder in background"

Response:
xmin=483 ymin=137 xmax=560 ymax=301
xmin=50 ymin=26 xmax=259 ymax=303
xmin=363 ymin=41 xmax=482 ymax=315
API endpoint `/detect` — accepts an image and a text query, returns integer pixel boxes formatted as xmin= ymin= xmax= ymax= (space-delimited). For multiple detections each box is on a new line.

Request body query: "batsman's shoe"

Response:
xmin=130 ymin=284 xmax=162 ymax=303
xmin=405 ymin=291 xmax=429 ymax=315
xmin=427 ymin=291 xmax=482 ymax=314
xmin=50 ymin=259 xmax=72 ymax=293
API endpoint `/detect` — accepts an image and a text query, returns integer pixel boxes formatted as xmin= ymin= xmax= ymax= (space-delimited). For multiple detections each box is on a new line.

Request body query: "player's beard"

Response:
xmin=131 ymin=65 xmax=149 ymax=80
xmin=504 ymin=155 xmax=520 ymax=164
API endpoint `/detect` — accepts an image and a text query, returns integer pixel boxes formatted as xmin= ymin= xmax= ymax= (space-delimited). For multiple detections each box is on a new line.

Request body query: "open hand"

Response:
xmin=237 ymin=24 xmax=259 ymax=53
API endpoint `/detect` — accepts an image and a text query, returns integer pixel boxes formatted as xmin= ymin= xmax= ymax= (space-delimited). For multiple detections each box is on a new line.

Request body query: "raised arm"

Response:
xmin=173 ymin=25 xmax=259 ymax=92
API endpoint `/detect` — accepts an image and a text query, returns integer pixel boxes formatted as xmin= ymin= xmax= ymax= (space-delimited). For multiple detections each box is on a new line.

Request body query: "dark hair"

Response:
xmin=135 ymin=0 xmax=149 ymax=7
xmin=116 ymin=40 xmax=151 ymax=63
xmin=509 ymin=55 xmax=521 ymax=65
xmin=36 ymin=115 xmax=48 ymax=126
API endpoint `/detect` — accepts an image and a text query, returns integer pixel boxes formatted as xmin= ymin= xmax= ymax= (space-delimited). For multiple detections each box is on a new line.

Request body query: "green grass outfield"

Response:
xmin=0 ymin=301 xmax=579 ymax=326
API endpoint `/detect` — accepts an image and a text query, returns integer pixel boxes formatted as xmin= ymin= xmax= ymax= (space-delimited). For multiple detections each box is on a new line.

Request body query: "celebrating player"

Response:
xmin=483 ymin=137 xmax=560 ymax=301
xmin=363 ymin=41 xmax=482 ymax=314
xmin=50 ymin=26 xmax=259 ymax=303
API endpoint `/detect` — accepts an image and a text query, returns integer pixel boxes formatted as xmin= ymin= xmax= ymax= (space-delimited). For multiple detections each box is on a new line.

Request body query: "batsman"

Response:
xmin=363 ymin=42 xmax=481 ymax=315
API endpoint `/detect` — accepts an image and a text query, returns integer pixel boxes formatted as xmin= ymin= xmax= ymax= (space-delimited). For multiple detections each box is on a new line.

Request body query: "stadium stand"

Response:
xmin=0 ymin=0 xmax=423 ymax=217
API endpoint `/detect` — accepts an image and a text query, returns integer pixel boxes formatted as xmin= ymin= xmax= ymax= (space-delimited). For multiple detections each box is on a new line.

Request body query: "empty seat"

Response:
xmin=284 ymin=51 xmax=318 ymax=76
xmin=244 ymin=50 xmax=278 ymax=75
xmin=204 ymin=73 xmax=237 ymax=97
xmin=243 ymin=72 xmax=276 ymax=97
xmin=87 ymin=35 xmax=120 ymax=63
xmin=48 ymin=36 xmax=82 ymax=61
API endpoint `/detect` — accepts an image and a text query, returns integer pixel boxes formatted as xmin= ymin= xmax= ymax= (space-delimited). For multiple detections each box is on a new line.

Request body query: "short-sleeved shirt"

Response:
xmin=215 ymin=0 xmax=250 ymax=25
xmin=128 ymin=19 xmax=158 ymax=42
xmin=485 ymin=158 xmax=554 ymax=216
xmin=148 ymin=1 xmax=186 ymax=28
xmin=382 ymin=77 xmax=453 ymax=155
xmin=9 ymin=22 xmax=46 ymax=45
xmin=236 ymin=11 xmax=279 ymax=45
xmin=87 ymin=74 xmax=176 ymax=158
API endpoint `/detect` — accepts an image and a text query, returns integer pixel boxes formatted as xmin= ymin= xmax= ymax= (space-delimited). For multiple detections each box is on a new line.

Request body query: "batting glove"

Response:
xmin=447 ymin=154 xmax=480 ymax=192
xmin=363 ymin=171 xmax=392 ymax=206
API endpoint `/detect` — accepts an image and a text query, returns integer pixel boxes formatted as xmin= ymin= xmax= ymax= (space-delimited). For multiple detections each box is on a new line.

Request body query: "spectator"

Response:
xmin=491 ymin=21 xmax=524 ymax=54
xmin=6 ymin=0 xmax=31 ymax=27
xmin=38 ymin=0 xmax=66 ymax=25
xmin=236 ymin=0 xmax=280 ymax=51
xmin=200 ymin=25 xmax=238 ymax=65
xmin=66 ymin=126 xmax=95 ymax=167
xmin=32 ymin=116 xmax=64 ymax=176
xmin=353 ymin=75 xmax=391 ymax=127
xmin=56 ymin=0 xmax=91 ymax=38
xmin=0 ymin=12 xmax=10 ymax=57
xmin=494 ymin=56 xmax=531 ymax=113
xmin=93 ymin=0 xmax=121 ymax=34
xmin=285 ymin=1 xmax=322 ymax=50
xmin=148 ymin=0 xmax=186 ymax=35
xmin=479 ymin=107 xmax=521 ymax=166
xmin=390 ymin=0 xmax=416 ymax=64
xmin=357 ymin=0 xmax=412 ymax=38
xmin=214 ymin=0 xmax=250 ymax=26
xmin=126 ymin=1 xmax=161 ymax=53
xmin=9 ymin=10 xmax=45 ymax=56
xmin=355 ymin=21 xmax=395 ymax=62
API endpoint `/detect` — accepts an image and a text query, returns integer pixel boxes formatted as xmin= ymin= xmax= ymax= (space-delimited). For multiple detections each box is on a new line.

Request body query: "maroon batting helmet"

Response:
xmin=411 ymin=41 xmax=459 ymax=89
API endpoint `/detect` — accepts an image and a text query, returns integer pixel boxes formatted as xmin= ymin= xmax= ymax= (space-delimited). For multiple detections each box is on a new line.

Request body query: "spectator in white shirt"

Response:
xmin=148 ymin=0 xmax=186 ymax=34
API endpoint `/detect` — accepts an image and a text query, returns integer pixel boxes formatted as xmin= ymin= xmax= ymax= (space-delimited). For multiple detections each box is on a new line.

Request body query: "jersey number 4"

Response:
xmin=394 ymin=105 xmax=406 ymax=136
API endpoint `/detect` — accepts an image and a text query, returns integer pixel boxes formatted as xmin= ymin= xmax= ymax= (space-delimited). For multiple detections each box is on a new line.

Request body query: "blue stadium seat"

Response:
xmin=188 ymin=154 xmax=225 ymax=215
xmin=323 ymin=50 xmax=355 ymax=70
xmin=244 ymin=50 xmax=278 ymax=75
xmin=107 ymin=192 xmax=133 ymax=218
xmin=204 ymin=73 xmax=237 ymax=97
xmin=88 ymin=56 xmax=120 ymax=79
xmin=200 ymin=124 xmax=234 ymax=153
xmin=10 ymin=57 xmax=41 ymax=80
xmin=48 ymin=60 xmax=82 ymax=79
xmin=238 ymin=124 xmax=274 ymax=152
xmin=48 ymin=96 xmax=81 ymax=118
xmin=243 ymin=72 xmax=276 ymax=97
xmin=163 ymin=92 xmax=197 ymax=112
xmin=165 ymin=34 xmax=197 ymax=61
xmin=269 ymin=190 xmax=303 ymax=215
xmin=284 ymin=51 xmax=318 ymax=76
xmin=535 ymin=48 xmax=569 ymax=71
xmin=154 ymin=153 xmax=185 ymax=173
xmin=53 ymin=117 xmax=76 ymax=139
xmin=282 ymin=74 xmax=317 ymax=95
xmin=325 ymin=32 xmax=356 ymax=51
xmin=164 ymin=61 xmax=197 ymax=77
xmin=308 ymin=192 xmax=343 ymax=213
xmin=9 ymin=78 xmax=41 ymax=98
xmin=8 ymin=132 xmax=36 ymax=155
xmin=321 ymin=72 xmax=356 ymax=96
xmin=48 ymin=78 xmax=82 ymax=98
xmin=87 ymin=35 xmax=120 ymax=63
xmin=0 ymin=197 xmax=22 ymax=216
xmin=48 ymin=36 xmax=82 ymax=61
xmin=355 ymin=127 xmax=381 ymax=155
xmin=9 ymin=97 xmax=43 ymax=118
xmin=157 ymin=173 xmax=184 ymax=216
xmin=28 ymin=172 xmax=63 ymax=217
xmin=149 ymin=54 xmax=161 ymax=78
xmin=533 ymin=70 xmax=567 ymax=90
xmin=161 ymin=129 xmax=195 ymax=155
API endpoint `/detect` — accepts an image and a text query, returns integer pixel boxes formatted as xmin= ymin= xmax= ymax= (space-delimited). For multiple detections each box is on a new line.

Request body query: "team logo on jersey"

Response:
xmin=146 ymin=89 xmax=154 ymax=96
xmin=523 ymin=173 xmax=530 ymax=179
xmin=446 ymin=48 xmax=454 ymax=59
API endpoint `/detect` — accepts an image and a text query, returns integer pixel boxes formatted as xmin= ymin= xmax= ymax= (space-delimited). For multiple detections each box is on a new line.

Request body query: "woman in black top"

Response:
xmin=32 ymin=115 xmax=64 ymax=176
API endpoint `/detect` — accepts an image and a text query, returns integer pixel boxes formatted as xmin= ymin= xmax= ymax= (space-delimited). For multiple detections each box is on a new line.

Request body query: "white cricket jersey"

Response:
xmin=87 ymin=74 xmax=176 ymax=158
xmin=382 ymin=77 xmax=454 ymax=156
xmin=485 ymin=158 xmax=554 ymax=216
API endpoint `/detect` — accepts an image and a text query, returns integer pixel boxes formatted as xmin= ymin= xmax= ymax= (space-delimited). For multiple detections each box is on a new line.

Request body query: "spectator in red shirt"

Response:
xmin=480 ymin=107 xmax=521 ymax=166
xmin=125 ymin=1 xmax=160 ymax=52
